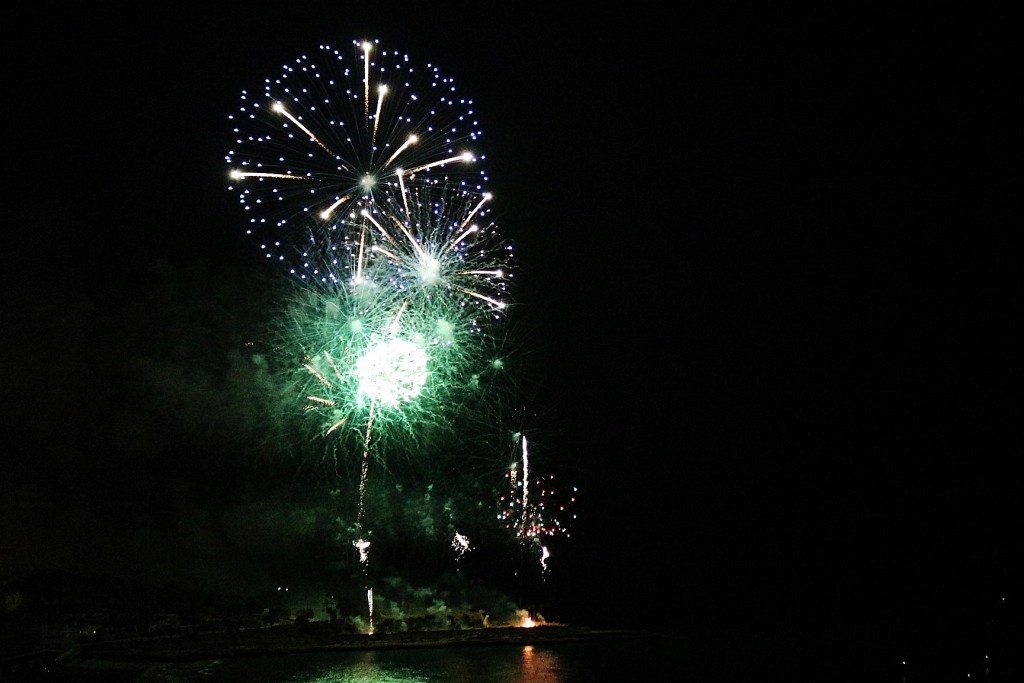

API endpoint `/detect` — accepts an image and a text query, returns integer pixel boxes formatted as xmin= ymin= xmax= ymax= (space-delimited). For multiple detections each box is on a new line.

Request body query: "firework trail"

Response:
xmin=500 ymin=433 xmax=576 ymax=574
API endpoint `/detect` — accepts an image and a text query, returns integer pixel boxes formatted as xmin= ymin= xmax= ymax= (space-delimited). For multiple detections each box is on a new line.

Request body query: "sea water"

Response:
xmin=142 ymin=636 xmax=698 ymax=682
xmin=77 ymin=629 xmax=962 ymax=681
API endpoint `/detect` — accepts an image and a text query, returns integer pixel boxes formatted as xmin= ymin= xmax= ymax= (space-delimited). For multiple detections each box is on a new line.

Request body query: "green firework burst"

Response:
xmin=276 ymin=187 xmax=515 ymax=475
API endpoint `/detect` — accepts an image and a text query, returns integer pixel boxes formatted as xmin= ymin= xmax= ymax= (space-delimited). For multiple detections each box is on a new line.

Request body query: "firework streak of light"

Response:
xmin=499 ymin=434 xmax=577 ymax=573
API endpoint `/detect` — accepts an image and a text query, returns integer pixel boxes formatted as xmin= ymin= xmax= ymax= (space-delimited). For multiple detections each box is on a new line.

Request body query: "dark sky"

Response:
xmin=3 ymin=3 xmax=1018 ymax=649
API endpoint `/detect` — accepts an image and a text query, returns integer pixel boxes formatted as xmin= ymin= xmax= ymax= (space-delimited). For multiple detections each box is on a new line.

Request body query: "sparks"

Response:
xmin=225 ymin=37 xmax=575 ymax=629
xmin=226 ymin=40 xmax=488 ymax=280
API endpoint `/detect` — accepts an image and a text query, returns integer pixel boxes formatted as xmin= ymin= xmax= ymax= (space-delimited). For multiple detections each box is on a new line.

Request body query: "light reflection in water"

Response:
xmin=298 ymin=650 xmax=429 ymax=682
xmin=289 ymin=645 xmax=566 ymax=683
xmin=517 ymin=645 xmax=564 ymax=683
xmin=153 ymin=638 xmax=701 ymax=682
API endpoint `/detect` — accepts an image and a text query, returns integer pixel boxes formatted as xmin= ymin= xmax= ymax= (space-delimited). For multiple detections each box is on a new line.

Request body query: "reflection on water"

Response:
xmin=292 ymin=646 xmax=566 ymax=683
xmin=149 ymin=637 xmax=680 ymax=682
xmin=516 ymin=644 xmax=562 ymax=683
xmin=293 ymin=649 xmax=431 ymax=682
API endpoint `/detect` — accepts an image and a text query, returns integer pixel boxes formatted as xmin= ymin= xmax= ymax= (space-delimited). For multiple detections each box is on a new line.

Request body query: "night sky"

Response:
xmin=3 ymin=3 xmax=1018 ymax=656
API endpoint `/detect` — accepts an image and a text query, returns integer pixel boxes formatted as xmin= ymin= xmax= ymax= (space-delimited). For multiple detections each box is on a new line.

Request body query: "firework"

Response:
xmin=226 ymin=39 xmax=488 ymax=281
xmin=227 ymin=39 xmax=573 ymax=626
xmin=274 ymin=190 xmax=514 ymax=468
xmin=499 ymin=434 xmax=577 ymax=572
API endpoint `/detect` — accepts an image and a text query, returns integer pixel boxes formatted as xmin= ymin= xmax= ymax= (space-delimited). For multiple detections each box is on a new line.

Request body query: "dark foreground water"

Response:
xmin=50 ymin=627 xmax=1022 ymax=681
xmin=131 ymin=633 xmax=944 ymax=682
xmin=142 ymin=636 xmax=713 ymax=682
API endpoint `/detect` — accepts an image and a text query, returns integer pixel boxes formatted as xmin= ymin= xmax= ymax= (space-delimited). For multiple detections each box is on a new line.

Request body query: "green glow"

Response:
xmin=434 ymin=319 xmax=455 ymax=342
xmin=281 ymin=277 xmax=515 ymax=464
xmin=356 ymin=338 xmax=428 ymax=407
